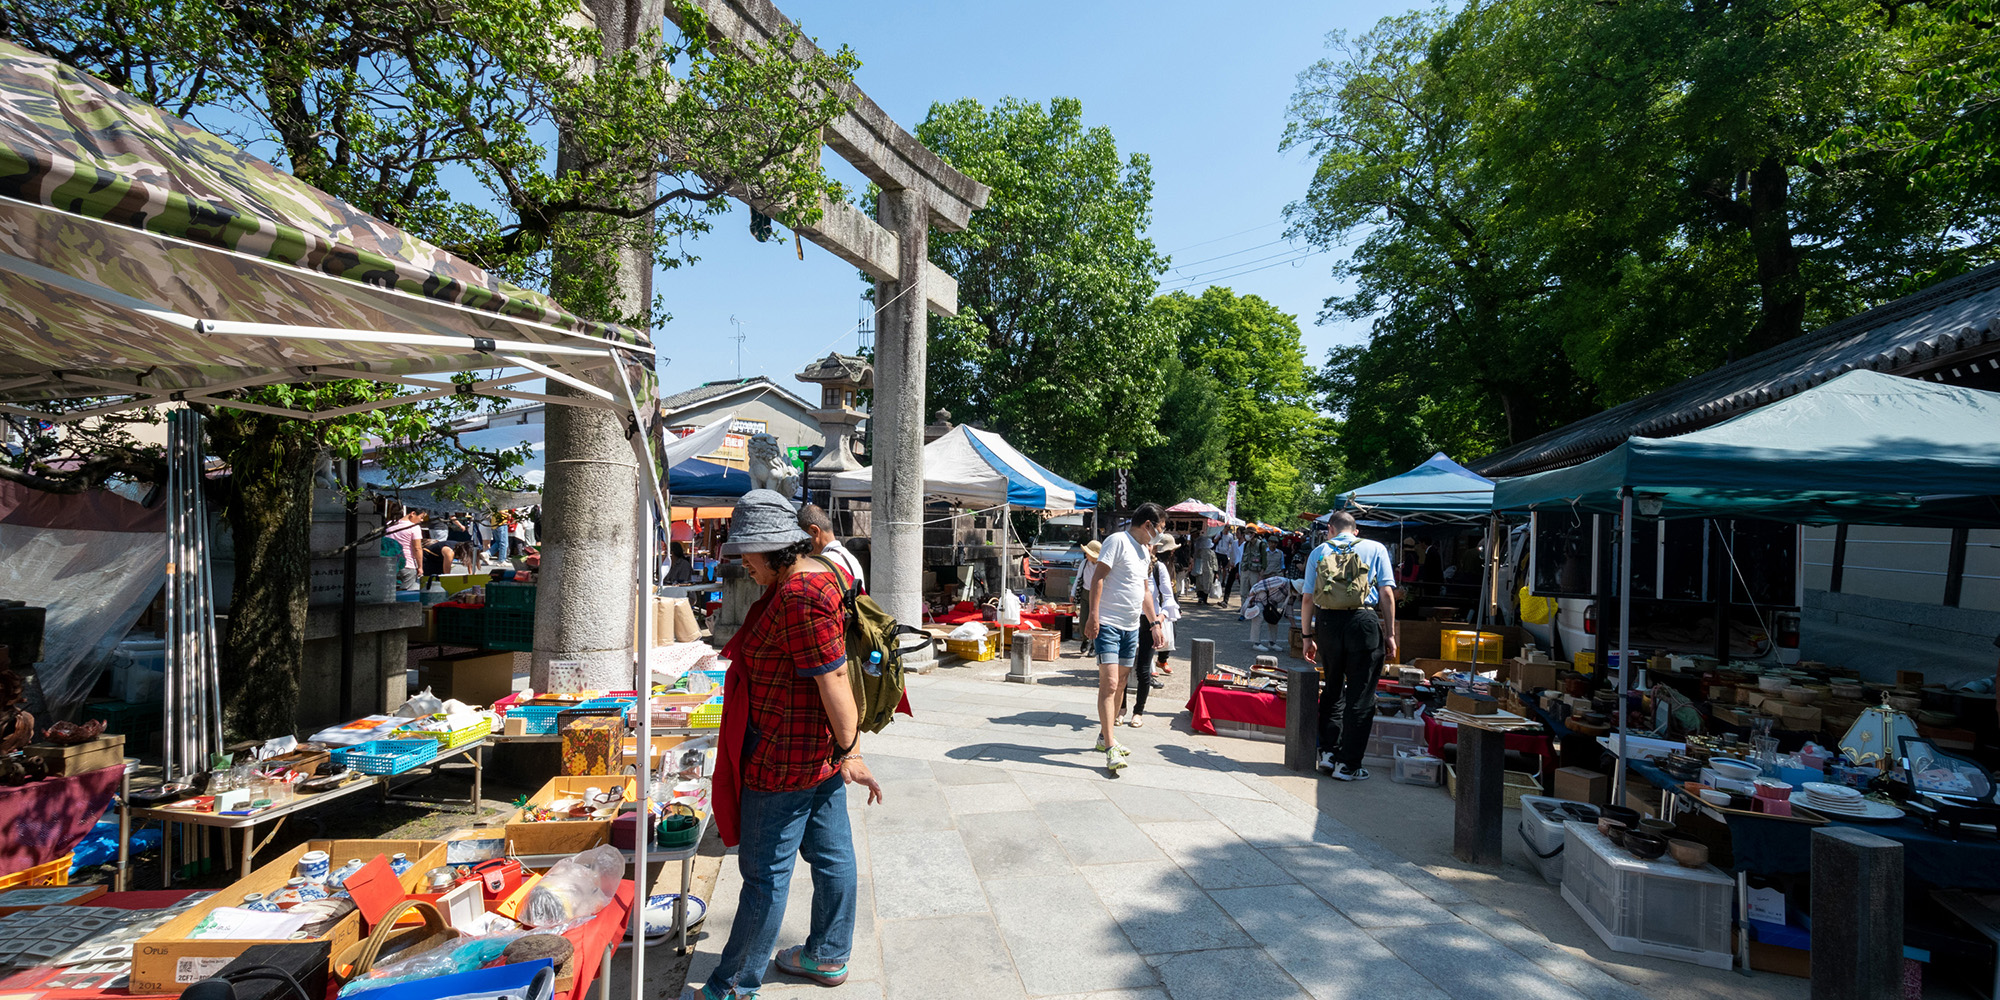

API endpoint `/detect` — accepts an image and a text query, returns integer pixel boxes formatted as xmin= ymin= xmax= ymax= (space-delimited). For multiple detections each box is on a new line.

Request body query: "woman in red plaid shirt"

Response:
xmin=694 ymin=490 xmax=881 ymax=1000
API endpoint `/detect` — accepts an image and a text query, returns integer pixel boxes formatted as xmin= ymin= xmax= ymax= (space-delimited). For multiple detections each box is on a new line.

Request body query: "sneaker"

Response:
xmin=775 ymin=945 xmax=848 ymax=986
xmin=1315 ymin=751 xmax=1336 ymax=774
xmin=1093 ymin=738 xmax=1132 ymax=755
xmin=1148 ymin=677 xmax=1165 ymax=690
xmin=1331 ymin=763 xmax=1370 ymax=782
xmin=1106 ymin=746 xmax=1128 ymax=771
xmin=682 ymin=985 xmax=749 ymax=1000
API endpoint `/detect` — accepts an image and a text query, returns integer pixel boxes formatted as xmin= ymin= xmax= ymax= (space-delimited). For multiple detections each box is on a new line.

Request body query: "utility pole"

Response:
xmin=729 ymin=314 xmax=748 ymax=378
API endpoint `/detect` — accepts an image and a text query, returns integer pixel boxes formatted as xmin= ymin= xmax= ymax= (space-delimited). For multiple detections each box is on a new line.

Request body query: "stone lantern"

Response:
xmin=794 ymin=352 xmax=872 ymax=494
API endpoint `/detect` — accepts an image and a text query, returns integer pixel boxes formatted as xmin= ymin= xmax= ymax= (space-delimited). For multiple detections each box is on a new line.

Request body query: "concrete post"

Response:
xmin=1453 ymin=725 xmax=1506 ymax=865
xmin=533 ymin=376 xmax=641 ymax=690
xmin=1189 ymin=639 xmax=1214 ymax=690
xmin=1005 ymin=634 xmax=1035 ymax=685
xmin=871 ymin=186 xmax=929 ymax=664
xmin=1284 ymin=661 xmax=1320 ymax=773
xmin=1810 ymin=827 xmax=1904 ymax=1000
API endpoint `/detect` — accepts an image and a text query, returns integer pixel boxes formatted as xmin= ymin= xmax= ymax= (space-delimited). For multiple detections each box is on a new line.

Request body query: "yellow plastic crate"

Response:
xmin=689 ymin=702 xmax=724 ymax=728
xmin=945 ymin=633 xmax=1000 ymax=662
xmin=394 ymin=715 xmax=493 ymax=750
xmin=0 ymin=853 xmax=72 ymax=890
xmin=1441 ymin=629 xmax=1505 ymax=663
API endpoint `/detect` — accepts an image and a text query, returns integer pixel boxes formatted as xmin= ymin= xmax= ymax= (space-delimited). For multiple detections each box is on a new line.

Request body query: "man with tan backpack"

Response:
xmin=1299 ymin=511 xmax=1399 ymax=781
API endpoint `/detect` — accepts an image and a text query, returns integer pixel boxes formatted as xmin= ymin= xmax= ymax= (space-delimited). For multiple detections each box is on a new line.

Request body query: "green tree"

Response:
xmin=12 ymin=0 xmax=858 ymax=733
xmin=908 ymin=97 xmax=1171 ymax=484
xmin=1127 ymin=355 xmax=1229 ymax=508
xmin=1152 ymin=287 xmax=1321 ymax=521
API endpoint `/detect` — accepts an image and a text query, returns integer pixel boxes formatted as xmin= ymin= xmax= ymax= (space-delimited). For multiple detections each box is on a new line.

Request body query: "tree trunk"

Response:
xmin=1742 ymin=154 xmax=1805 ymax=355
xmin=210 ymin=413 xmax=316 ymax=739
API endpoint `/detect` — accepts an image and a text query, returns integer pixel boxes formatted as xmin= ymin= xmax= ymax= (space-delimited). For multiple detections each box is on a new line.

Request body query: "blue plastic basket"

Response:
xmin=333 ymin=738 xmax=439 ymax=775
xmin=510 ymin=705 xmax=569 ymax=735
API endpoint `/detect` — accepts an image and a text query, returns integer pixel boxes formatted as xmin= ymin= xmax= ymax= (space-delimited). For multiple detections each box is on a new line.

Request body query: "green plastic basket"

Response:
xmin=486 ymin=582 xmax=538 ymax=611
xmin=484 ymin=608 xmax=535 ymax=651
xmin=433 ymin=604 xmax=485 ymax=646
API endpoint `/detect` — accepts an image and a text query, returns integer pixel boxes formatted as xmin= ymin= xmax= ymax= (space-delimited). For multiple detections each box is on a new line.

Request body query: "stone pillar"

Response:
xmin=1453 ymin=725 xmax=1506 ymax=865
xmin=1189 ymin=639 xmax=1214 ymax=690
xmin=1284 ymin=661 xmax=1320 ymax=773
xmin=533 ymin=375 xmax=641 ymax=690
xmin=1005 ymin=635 xmax=1035 ymax=685
xmin=871 ymin=186 xmax=929 ymax=664
xmin=1810 ymin=827 xmax=1904 ymax=1000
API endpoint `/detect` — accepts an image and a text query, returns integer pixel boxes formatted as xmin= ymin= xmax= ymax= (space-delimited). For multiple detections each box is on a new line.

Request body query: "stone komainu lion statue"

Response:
xmin=747 ymin=432 xmax=801 ymax=498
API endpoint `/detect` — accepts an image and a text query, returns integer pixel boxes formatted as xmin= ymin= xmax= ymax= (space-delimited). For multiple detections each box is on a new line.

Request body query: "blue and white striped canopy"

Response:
xmin=828 ymin=425 xmax=1098 ymax=512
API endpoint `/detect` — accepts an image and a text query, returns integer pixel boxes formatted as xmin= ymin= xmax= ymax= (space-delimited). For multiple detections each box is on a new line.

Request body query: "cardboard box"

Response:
xmin=1446 ymin=691 xmax=1499 ymax=716
xmin=504 ymin=715 xmax=528 ymax=736
xmin=1625 ymin=786 xmax=1657 ymax=818
xmin=24 ymin=734 xmax=125 ymax=776
xmin=415 ymin=651 xmax=516 ymax=708
xmin=615 ymin=734 xmax=689 ymax=775
xmin=1512 ymin=660 xmax=1563 ymax=693
xmin=506 ymin=776 xmax=639 ymax=856
xmin=1554 ymin=766 xmax=1607 ymax=805
xmin=132 ymin=839 xmax=443 ymax=995
xmin=1747 ymin=941 xmax=1809 ymax=978
xmin=561 ymin=716 xmax=623 ymax=776
xmin=1775 ymin=704 xmax=1822 ymax=730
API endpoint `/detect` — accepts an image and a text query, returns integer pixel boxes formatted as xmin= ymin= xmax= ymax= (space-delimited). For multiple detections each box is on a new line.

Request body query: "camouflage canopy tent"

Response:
xmin=0 ymin=42 xmax=676 ymax=927
xmin=0 ymin=39 xmax=656 ymax=421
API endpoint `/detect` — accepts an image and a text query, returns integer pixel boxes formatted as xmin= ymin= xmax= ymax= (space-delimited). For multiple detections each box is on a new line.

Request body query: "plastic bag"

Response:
xmin=339 ymin=930 xmax=525 ymax=996
xmin=517 ymin=846 xmax=624 ymax=927
xmin=393 ymin=688 xmax=444 ymax=718
xmin=947 ymin=622 xmax=989 ymax=642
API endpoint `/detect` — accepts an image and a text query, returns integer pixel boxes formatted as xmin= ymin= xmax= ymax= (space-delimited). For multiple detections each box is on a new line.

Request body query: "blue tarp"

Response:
xmin=1332 ymin=452 xmax=1494 ymax=522
xmin=1490 ymin=370 xmax=2000 ymax=526
xmin=667 ymin=457 xmax=753 ymax=499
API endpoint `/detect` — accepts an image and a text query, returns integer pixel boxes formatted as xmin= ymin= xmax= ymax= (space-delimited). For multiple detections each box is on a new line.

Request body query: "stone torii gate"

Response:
xmin=668 ymin=0 xmax=990 ymax=635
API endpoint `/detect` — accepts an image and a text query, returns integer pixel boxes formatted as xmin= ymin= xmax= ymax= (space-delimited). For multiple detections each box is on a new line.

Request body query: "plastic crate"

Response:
xmin=334 ymin=738 xmax=439 ymax=775
xmin=1516 ymin=794 xmax=1601 ymax=884
xmin=1362 ymin=715 xmax=1426 ymax=766
xmin=1390 ymin=747 xmax=1443 ymax=788
xmin=433 ymin=604 xmax=485 ymax=646
xmin=394 ymin=715 xmax=493 ymax=750
xmin=1212 ymin=718 xmax=1284 ymax=742
xmin=1446 ymin=764 xmax=1542 ymax=811
xmin=945 ymin=634 xmax=999 ymax=661
xmin=510 ymin=705 xmax=569 ymax=735
xmin=0 ymin=853 xmax=73 ymax=890
xmin=1560 ymin=821 xmax=1735 ymax=969
xmin=688 ymin=700 xmax=723 ymax=729
xmin=484 ymin=608 xmax=535 ymax=652
xmin=486 ymin=582 xmax=538 ymax=611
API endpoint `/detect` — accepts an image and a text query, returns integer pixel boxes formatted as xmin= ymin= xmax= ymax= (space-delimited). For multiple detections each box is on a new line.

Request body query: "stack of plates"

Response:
xmin=1790 ymin=781 xmax=1905 ymax=821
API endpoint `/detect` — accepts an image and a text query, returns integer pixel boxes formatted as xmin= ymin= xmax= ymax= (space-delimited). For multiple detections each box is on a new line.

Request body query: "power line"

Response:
xmin=1152 ymin=221 xmax=1288 ymax=256
xmin=1168 ymin=236 xmax=1297 ymax=272
xmin=1160 ymin=247 xmax=1333 ymax=293
xmin=1167 ymin=244 xmax=1326 ymax=284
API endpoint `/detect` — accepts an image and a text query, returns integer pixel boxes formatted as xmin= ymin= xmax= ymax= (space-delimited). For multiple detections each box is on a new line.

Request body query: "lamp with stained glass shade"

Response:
xmin=1838 ymin=701 xmax=1920 ymax=773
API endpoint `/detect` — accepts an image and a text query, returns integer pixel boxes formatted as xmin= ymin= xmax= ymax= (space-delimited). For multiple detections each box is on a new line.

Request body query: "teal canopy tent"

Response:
xmin=1490 ymin=370 xmax=2000 ymax=526
xmin=1333 ymin=452 xmax=1495 ymax=523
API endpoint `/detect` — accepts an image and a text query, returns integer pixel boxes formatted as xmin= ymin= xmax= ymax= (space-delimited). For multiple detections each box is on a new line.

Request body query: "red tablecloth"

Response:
xmin=1186 ymin=686 xmax=1286 ymax=735
xmin=556 ymin=881 xmax=634 ymax=1000
xmin=1420 ymin=713 xmax=1557 ymax=781
xmin=934 ymin=609 xmax=1061 ymax=629
xmin=0 ymin=764 xmax=123 ymax=876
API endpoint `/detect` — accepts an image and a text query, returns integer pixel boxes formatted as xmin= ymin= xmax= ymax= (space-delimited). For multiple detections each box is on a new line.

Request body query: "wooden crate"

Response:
xmin=1021 ymin=630 xmax=1061 ymax=661
xmin=24 ymin=735 xmax=125 ymax=776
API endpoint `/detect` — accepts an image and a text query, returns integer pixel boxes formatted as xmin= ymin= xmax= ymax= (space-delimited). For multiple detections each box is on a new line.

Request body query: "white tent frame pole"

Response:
xmin=1613 ymin=488 xmax=1634 ymax=805
xmin=497 ymin=354 xmax=617 ymax=403
xmin=197 ymin=319 xmax=624 ymax=360
xmin=610 ymin=355 xmax=667 ymax=1000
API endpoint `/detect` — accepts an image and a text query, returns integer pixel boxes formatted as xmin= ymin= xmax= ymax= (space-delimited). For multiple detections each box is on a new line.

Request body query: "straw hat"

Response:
xmin=1082 ymin=539 xmax=1102 ymax=562
xmin=719 ymin=489 xmax=811 ymax=554
xmin=1152 ymin=534 xmax=1180 ymax=554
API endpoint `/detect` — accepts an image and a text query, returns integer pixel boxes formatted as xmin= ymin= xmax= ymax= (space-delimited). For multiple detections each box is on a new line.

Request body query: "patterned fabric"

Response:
xmin=737 ymin=568 xmax=849 ymax=793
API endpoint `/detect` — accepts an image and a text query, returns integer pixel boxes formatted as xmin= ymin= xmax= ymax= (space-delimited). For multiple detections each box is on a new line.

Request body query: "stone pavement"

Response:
xmin=685 ymin=665 xmax=1662 ymax=1000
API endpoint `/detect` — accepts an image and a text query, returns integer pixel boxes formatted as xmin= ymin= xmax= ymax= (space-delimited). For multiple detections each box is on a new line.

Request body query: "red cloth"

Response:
xmin=0 ymin=764 xmax=123 ymax=875
xmin=935 ymin=609 xmax=1059 ymax=629
xmin=1421 ymin=713 xmax=1558 ymax=780
xmin=1185 ymin=687 xmax=1286 ymax=736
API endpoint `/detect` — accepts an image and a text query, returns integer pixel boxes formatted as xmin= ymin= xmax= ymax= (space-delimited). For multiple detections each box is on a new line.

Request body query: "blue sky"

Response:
xmin=650 ymin=0 xmax=1413 ymax=394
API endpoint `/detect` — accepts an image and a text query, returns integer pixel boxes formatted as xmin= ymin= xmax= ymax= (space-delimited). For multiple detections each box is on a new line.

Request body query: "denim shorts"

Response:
xmin=1093 ymin=624 xmax=1139 ymax=667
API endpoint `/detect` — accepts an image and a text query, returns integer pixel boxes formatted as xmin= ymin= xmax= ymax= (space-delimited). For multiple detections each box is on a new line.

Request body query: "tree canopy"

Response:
xmin=908 ymin=96 xmax=1171 ymax=483
xmin=1287 ymin=0 xmax=1999 ymax=484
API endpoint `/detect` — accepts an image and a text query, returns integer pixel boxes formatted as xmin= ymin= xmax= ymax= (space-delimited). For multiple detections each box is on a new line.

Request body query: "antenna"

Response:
xmin=728 ymin=315 xmax=748 ymax=378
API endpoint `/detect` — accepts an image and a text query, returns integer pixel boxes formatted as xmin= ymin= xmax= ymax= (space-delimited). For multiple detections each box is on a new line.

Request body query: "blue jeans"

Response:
xmin=709 ymin=774 xmax=856 ymax=994
xmin=1093 ymin=623 xmax=1138 ymax=666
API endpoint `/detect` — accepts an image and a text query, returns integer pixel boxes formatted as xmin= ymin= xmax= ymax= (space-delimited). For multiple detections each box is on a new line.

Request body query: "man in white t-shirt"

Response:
xmin=798 ymin=503 xmax=865 ymax=589
xmin=1084 ymin=502 xmax=1165 ymax=772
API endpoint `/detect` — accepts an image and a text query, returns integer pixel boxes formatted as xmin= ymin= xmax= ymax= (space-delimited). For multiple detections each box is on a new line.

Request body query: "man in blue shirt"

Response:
xmin=1299 ymin=511 xmax=1399 ymax=780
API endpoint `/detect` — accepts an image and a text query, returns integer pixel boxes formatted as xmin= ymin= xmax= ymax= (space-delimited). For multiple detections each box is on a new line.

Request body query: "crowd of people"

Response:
xmin=379 ymin=499 xmax=540 ymax=590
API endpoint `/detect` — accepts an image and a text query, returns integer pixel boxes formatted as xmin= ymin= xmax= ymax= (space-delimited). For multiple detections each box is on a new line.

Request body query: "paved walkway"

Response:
xmin=686 ymin=664 xmax=1662 ymax=1000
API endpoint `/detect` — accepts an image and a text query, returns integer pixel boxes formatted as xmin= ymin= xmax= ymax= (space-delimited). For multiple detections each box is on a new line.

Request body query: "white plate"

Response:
xmin=1789 ymin=791 xmax=1903 ymax=821
xmin=1803 ymin=781 xmax=1861 ymax=801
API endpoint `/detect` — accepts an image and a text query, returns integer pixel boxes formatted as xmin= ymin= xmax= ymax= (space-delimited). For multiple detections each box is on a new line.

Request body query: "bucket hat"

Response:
xmin=720 ymin=489 xmax=811 ymax=555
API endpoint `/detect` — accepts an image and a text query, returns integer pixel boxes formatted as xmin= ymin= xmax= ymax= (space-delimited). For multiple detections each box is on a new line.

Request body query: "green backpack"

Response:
xmin=1313 ymin=539 xmax=1374 ymax=610
xmin=811 ymin=557 xmax=930 ymax=734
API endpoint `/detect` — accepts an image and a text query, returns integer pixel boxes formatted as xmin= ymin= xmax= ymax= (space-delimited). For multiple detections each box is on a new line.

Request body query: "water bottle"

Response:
xmin=421 ymin=578 xmax=447 ymax=607
xmin=865 ymin=650 xmax=883 ymax=677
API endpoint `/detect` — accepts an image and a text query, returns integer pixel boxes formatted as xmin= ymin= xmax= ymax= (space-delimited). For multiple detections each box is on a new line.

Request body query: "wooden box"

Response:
xmin=1554 ymin=766 xmax=1608 ymax=805
xmin=616 ymin=735 xmax=689 ymax=775
xmin=24 ymin=734 xmax=125 ymax=776
xmin=415 ymin=651 xmax=516 ymax=708
xmin=1021 ymin=630 xmax=1061 ymax=661
xmin=131 ymin=839 xmax=442 ymax=995
xmin=505 ymin=776 xmax=638 ymax=856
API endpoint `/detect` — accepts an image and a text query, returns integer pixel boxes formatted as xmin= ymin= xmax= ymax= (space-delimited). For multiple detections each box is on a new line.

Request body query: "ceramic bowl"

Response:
xmin=1600 ymin=805 xmax=1641 ymax=830
xmin=1709 ymin=757 xmax=1761 ymax=781
xmin=1624 ymin=831 xmax=1668 ymax=860
xmin=1668 ymin=838 xmax=1710 ymax=869
xmin=1781 ymin=686 xmax=1818 ymax=706
xmin=1753 ymin=778 xmax=1794 ymax=800
xmin=1639 ymin=818 xmax=1675 ymax=838
xmin=1698 ymin=789 xmax=1731 ymax=808
xmin=1758 ymin=675 xmax=1790 ymax=693
xmin=1598 ymin=818 xmax=1629 ymax=844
